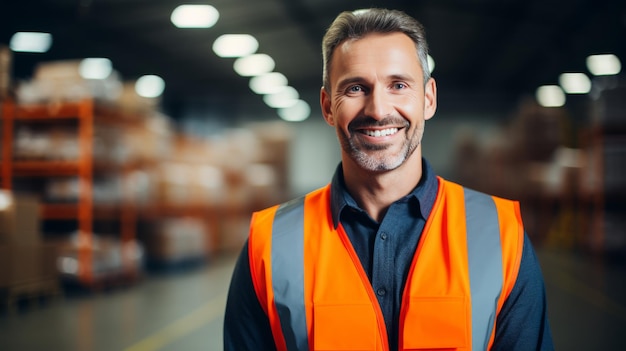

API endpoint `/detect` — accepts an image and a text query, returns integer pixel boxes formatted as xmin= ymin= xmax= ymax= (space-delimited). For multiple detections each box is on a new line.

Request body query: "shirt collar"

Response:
xmin=330 ymin=158 xmax=439 ymax=228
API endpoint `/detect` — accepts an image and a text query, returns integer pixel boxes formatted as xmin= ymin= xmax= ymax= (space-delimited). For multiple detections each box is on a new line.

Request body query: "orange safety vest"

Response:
xmin=248 ymin=177 xmax=524 ymax=351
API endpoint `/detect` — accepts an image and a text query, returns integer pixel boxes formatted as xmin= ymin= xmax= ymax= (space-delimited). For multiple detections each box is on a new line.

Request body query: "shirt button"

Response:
xmin=380 ymin=232 xmax=388 ymax=240
xmin=377 ymin=288 xmax=386 ymax=296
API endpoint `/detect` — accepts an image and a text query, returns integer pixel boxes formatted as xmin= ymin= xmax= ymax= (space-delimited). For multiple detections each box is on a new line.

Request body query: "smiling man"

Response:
xmin=224 ymin=8 xmax=553 ymax=351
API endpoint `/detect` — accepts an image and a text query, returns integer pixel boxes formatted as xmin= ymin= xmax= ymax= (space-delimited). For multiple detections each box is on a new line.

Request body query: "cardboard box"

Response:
xmin=0 ymin=45 xmax=11 ymax=99
xmin=142 ymin=218 xmax=209 ymax=262
xmin=0 ymin=191 xmax=42 ymax=245
xmin=0 ymin=243 xmax=59 ymax=288
xmin=219 ymin=214 xmax=251 ymax=253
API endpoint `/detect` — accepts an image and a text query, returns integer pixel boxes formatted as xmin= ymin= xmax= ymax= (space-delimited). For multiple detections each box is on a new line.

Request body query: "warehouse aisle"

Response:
xmin=0 ymin=252 xmax=238 ymax=351
xmin=1 ymin=248 xmax=625 ymax=350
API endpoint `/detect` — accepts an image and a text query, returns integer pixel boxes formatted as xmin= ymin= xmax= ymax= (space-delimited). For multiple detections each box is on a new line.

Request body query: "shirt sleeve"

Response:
xmin=492 ymin=233 xmax=554 ymax=350
xmin=223 ymin=240 xmax=277 ymax=351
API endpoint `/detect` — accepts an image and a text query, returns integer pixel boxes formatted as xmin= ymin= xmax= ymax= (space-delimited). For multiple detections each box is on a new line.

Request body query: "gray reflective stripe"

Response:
xmin=271 ymin=197 xmax=309 ymax=351
xmin=464 ymin=188 xmax=503 ymax=351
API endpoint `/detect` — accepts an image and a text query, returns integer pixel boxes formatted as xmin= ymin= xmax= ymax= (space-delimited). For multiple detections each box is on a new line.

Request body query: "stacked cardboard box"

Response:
xmin=52 ymin=232 xmax=144 ymax=284
xmin=15 ymin=60 xmax=123 ymax=105
xmin=585 ymin=84 xmax=626 ymax=255
xmin=0 ymin=45 xmax=11 ymax=100
xmin=0 ymin=190 xmax=59 ymax=306
xmin=140 ymin=217 xmax=211 ymax=268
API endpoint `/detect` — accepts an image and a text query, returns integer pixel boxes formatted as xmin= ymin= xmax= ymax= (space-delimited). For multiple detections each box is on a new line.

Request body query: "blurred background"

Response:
xmin=0 ymin=0 xmax=625 ymax=350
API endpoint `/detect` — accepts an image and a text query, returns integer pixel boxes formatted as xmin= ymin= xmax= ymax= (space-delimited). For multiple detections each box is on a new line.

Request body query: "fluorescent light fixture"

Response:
xmin=558 ymin=73 xmax=591 ymax=94
xmin=263 ymin=86 xmax=299 ymax=108
xmin=234 ymin=54 xmax=275 ymax=77
xmin=135 ymin=75 xmax=165 ymax=98
xmin=79 ymin=58 xmax=113 ymax=80
xmin=536 ymin=85 xmax=565 ymax=107
xmin=9 ymin=32 xmax=52 ymax=53
xmin=171 ymin=5 xmax=219 ymax=28
xmin=278 ymin=100 xmax=310 ymax=122
xmin=586 ymin=54 xmax=622 ymax=76
xmin=213 ymin=34 xmax=258 ymax=58
xmin=249 ymin=72 xmax=288 ymax=94
xmin=427 ymin=54 xmax=435 ymax=74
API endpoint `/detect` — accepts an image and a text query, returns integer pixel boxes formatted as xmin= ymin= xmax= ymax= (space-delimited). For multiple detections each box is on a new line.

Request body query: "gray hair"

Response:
xmin=322 ymin=8 xmax=431 ymax=91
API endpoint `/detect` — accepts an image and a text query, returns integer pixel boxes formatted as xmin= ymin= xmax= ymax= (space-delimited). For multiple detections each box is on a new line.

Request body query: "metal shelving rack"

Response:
xmin=1 ymin=98 xmax=139 ymax=286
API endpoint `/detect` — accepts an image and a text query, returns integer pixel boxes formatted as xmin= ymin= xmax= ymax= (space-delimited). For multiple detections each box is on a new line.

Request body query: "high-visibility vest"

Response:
xmin=248 ymin=177 xmax=524 ymax=351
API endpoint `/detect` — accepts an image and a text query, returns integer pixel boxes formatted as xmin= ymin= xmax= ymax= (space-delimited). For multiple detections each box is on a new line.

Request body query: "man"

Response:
xmin=224 ymin=8 xmax=553 ymax=351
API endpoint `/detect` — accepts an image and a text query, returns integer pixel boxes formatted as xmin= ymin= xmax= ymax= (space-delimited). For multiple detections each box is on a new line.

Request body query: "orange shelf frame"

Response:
xmin=41 ymin=203 xmax=121 ymax=220
xmin=12 ymin=160 xmax=80 ymax=176
xmin=1 ymin=98 xmax=140 ymax=286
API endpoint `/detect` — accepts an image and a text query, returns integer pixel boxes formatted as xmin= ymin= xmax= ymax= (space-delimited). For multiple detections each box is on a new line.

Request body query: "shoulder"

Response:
xmin=249 ymin=185 xmax=331 ymax=246
xmin=439 ymin=178 xmax=525 ymax=289
xmin=438 ymin=177 xmax=522 ymax=225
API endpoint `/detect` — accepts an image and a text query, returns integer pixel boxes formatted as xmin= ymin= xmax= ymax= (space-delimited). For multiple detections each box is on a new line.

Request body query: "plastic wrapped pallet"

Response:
xmin=16 ymin=60 xmax=123 ymax=104
xmin=141 ymin=218 xmax=211 ymax=265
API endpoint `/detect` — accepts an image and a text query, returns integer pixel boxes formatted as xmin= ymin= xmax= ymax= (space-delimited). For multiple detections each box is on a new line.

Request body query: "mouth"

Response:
xmin=361 ymin=127 xmax=400 ymax=138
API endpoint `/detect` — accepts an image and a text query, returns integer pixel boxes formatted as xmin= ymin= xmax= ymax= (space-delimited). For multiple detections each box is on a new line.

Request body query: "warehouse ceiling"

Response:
xmin=1 ymin=0 xmax=625 ymax=120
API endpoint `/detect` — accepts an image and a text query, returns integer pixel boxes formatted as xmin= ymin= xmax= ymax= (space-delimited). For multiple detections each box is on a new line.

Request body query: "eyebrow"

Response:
xmin=335 ymin=76 xmax=366 ymax=91
xmin=388 ymin=73 xmax=417 ymax=83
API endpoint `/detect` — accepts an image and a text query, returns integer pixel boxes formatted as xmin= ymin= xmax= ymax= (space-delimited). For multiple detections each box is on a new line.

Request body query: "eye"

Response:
xmin=348 ymin=85 xmax=363 ymax=93
xmin=392 ymin=82 xmax=407 ymax=90
xmin=344 ymin=84 xmax=367 ymax=96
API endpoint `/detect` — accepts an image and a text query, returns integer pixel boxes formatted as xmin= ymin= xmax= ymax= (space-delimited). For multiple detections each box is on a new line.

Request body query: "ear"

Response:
xmin=320 ymin=86 xmax=335 ymax=126
xmin=423 ymin=78 xmax=437 ymax=121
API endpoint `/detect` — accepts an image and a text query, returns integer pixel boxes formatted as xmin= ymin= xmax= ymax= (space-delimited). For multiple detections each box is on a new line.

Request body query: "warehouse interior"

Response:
xmin=1 ymin=0 xmax=625 ymax=350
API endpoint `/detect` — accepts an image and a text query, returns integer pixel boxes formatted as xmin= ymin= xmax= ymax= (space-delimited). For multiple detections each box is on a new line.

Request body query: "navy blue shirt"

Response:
xmin=224 ymin=159 xmax=554 ymax=350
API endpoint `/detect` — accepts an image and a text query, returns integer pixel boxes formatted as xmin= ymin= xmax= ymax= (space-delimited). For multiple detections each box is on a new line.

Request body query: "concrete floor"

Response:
xmin=539 ymin=249 xmax=626 ymax=350
xmin=0 ymin=249 xmax=625 ymax=351
xmin=0 ymin=254 xmax=236 ymax=351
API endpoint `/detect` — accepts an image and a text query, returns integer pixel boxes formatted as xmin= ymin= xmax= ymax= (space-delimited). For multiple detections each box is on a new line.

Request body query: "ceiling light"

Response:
xmin=234 ymin=54 xmax=275 ymax=77
xmin=263 ymin=86 xmax=299 ymax=108
xmin=135 ymin=75 xmax=165 ymax=98
xmin=536 ymin=85 xmax=565 ymax=107
xmin=249 ymin=72 xmax=288 ymax=94
xmin=558 ymin=73 xmax=591 ymax=94
xmin=171 ymin=5 xmax=219 ymax=28
xmin=278 ymin=100 xmax=310 ymax=122
xmin=586 ymin=54 xmax=621 ymax=76
xmin=79 ymin=58 xmax=113 ymax=80
xmin=427 ymin=54 xmax=435 ymax=74
xmin=213 ymin=34 xmax=258 ymax=58
xmin=9 ymin=32 xmax=52 ymax=53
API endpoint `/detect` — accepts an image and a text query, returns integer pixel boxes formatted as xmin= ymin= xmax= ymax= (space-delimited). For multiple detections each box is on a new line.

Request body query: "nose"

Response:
xmin=363 ymin=86 xmax=392 ymax=120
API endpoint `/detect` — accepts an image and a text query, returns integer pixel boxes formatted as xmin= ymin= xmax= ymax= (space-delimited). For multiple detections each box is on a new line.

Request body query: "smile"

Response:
xmin=363 ymin=128 xmax=399 ymax=137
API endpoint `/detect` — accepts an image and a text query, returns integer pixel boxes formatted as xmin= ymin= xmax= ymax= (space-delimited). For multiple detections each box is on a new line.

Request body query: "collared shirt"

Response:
xmin=330 ymin=160 xmax=439 ymax=350
xmin=330 ymin=159 xmax=438 ymax=351
xmin=224 ymin=159 xmax=554 ymax=351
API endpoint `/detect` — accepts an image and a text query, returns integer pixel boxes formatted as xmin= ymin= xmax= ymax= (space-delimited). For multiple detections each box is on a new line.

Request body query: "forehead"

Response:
xmin=330 ymin=32 xmax=423 ymax=83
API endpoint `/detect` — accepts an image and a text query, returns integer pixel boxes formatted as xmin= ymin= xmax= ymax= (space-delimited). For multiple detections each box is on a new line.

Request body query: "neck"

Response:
xmin=342 ymin=152 xmax=423 ymax=222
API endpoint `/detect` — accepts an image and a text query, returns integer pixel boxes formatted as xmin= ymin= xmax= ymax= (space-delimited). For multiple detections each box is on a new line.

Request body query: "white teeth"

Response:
xmin=364 ymin=128 xmax=398 ymax=137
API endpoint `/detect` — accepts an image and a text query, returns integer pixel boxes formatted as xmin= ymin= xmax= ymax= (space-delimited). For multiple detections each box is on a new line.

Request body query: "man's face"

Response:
xmin=321 ymin=32 xmax=437 ymax=173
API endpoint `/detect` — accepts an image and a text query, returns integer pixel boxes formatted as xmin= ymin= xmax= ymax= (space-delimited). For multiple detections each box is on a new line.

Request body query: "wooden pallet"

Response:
xmin=0 ymin=278 xmax=61 ymax=313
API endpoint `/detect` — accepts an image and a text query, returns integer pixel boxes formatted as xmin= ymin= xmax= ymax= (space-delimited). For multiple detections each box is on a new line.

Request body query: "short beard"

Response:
xmin=339 ymin=116 xmax=421 ymax=172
